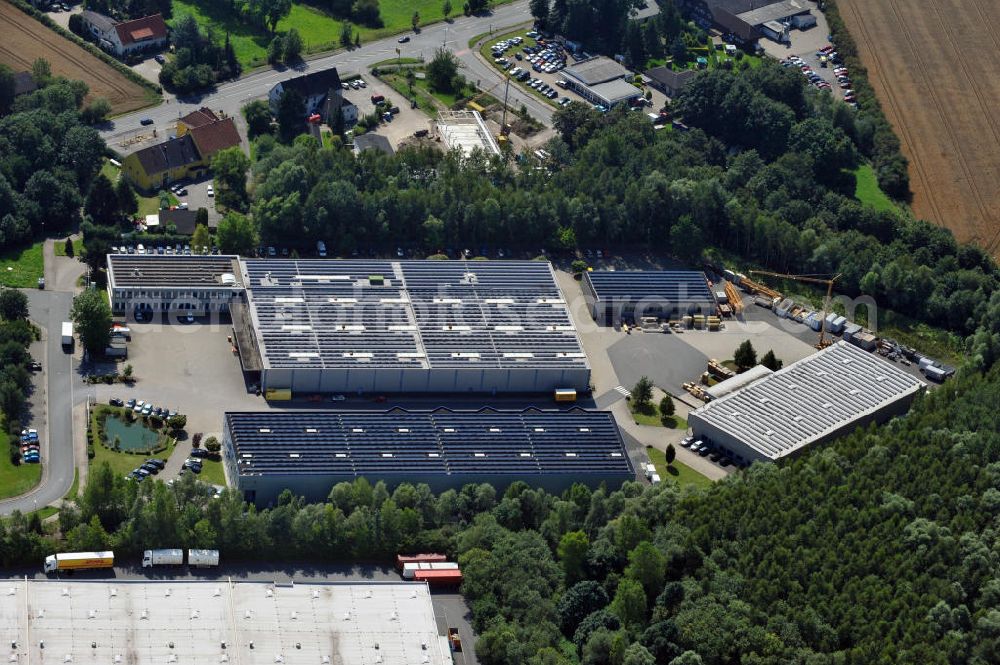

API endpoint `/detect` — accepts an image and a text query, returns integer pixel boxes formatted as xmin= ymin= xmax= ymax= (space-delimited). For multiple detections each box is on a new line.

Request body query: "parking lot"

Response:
xmin=341 ymin=75 xmax=432 ymax=148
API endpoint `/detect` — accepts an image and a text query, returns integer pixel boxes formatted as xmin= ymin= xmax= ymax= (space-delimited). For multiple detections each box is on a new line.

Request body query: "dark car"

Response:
xmin=141 ymin=463 xmax=159 ymax=474
xmin=397 ymin=36 xmax=410 ymax=43
xmin=154 ymin=54 xmax=166 ymax=64
xmin=190 ymin=448 xmax=208 ymax=459
xmin=29 ymin=361 xmax=42 ymax=372
xmin=109 ymin=398 xmax=124 ymax=407
xmin=145 ymin=458 xmax=165 ymax=469
xmin=140 ymin=118 xmax=154 ymax=126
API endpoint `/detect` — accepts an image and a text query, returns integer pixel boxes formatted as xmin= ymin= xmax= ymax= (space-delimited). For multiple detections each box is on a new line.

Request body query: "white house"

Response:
xmin=79 ymin=11 xmax=167 ymax=58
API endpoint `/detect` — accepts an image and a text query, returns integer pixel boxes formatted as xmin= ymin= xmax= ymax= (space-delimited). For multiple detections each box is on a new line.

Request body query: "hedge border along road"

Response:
xmin=4 ymin=0 xmax=161 ymax=112
xmin=823 ymin=0 xmax=910 ymax=203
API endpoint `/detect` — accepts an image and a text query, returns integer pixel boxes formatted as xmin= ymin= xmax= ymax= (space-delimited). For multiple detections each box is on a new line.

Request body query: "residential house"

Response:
xmin=644 ymin=66 xmax=697 ymax=97
xmin=79 ymin=11 xmax=167 ymax=58
xmin=122 ymin=112 xmax=242 ymax=192
xmin=268 ymin=67 xmax=358 ymax=126
xmin=352 ymin=133 xmax=394 ymax=156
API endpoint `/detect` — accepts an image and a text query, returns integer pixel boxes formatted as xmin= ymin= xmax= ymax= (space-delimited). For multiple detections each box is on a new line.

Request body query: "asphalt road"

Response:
xmin=0 ymin=289 xmax=77 ymax=515
xmin=100 ymin=1 xmax=547 ymax=155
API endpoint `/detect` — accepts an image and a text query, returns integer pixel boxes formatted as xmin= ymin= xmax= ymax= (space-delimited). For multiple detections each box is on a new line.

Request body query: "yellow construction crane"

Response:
xmin=749 ymin=271 xmax=843 ymax=349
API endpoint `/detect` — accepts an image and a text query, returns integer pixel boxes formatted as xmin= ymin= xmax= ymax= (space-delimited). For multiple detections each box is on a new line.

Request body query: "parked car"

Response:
xmin=145 ymin=458 xmax=165 ymax=469
xmin=190 ymin=448 xmax=208 ymax=459
xmin=110 ymin=398 xmax=124 ymax=407
xmin=397 ymin=36 xmax=410 ymax=43
xmin=206 ymin=184 xmax=214 ymax=197
xmin=154 ymin=54 xmax=166 ymax=64
xmin=140 ymin=118 xmax=154 ymax=126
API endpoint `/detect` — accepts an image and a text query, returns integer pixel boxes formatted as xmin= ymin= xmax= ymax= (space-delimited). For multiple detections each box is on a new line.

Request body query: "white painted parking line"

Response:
xmin=614 ymin=385 xmax=631 ymax=397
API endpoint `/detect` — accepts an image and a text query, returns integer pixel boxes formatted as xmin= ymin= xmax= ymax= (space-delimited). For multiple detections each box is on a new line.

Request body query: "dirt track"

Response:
xmin=0 ymin=1 xmax=151 ymax=114
xmin=838 ymin=0 xmax=1000 ymax=253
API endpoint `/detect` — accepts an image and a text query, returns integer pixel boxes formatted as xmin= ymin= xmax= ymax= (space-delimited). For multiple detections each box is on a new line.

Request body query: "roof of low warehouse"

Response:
xmin=689 ymin=341 xmax=925 ymax=459
xmin=226 ymin=407 xmax=633 ymax=479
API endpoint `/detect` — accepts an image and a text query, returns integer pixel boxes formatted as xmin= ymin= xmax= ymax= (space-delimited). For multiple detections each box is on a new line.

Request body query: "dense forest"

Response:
xmin=0 ymin=363 xmax=992 ymax=663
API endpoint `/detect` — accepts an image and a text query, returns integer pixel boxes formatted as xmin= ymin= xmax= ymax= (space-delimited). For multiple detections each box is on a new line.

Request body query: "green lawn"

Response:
xmin=0 ymin=242 xmax=44 ymax=289
xmin=380 ymin=71 xmax=441 ymax=117
xmin=0 ymin=451 xmax=42 ymax=501
xmin=852 ymin=163 xmax=897 ymax=213
xmin=172 ymin=0 xmax=515 ymax=69
xmin=193 ymin=456 xmax=226 ymax=486
xmin=101 ymin=160 xmax=121 ymax=183
xmin=371 ymin=57 xmax=424 ymax=69
xmin=631 ymin=398 xmax=687 ymax=429
xmin=137 ymin=191 xmax=179 ymax=217
xmin=54 ymin=239 xmax=83 ymax=257
xmin=646 ymin=446 xmax=713 ymax=490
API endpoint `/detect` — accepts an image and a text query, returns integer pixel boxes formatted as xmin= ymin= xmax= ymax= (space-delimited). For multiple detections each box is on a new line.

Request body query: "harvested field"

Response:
xmin=838 ymin=0 xmax=1000 ymax=253
xmin=0 ymin=1 xmax=152 ymax=114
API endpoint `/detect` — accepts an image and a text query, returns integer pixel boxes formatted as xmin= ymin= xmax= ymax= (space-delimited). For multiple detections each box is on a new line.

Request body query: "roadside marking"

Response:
xmin=455 ymin=49 xmax=470 ymax=56
xmin=614 ymin=386 xmax=631 ymax=397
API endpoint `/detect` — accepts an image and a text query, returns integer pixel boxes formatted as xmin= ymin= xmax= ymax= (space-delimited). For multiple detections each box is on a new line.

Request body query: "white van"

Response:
xmin=316 ymin=240 xmax=327 ymax=257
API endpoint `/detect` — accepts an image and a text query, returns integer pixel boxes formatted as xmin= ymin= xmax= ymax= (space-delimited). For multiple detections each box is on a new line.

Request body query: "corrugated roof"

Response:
xmin=226 ymin=407 xmax=633 ymax=478
xmin=585 ymin=271 xmax=714 ymax=305
xmin=563 ymin=56 xmax=632 ymax=86
xmin=80 ymin=10 xmax=116 ymax=33
xmin=736 ymin=0 xmax=810 ymax=25
xmin=589 ymin=79 xmax=643 ymax=104
xmin=644 ymin=66 xmax=697 ymax=90
xmin=108 ymin=254 xmax=244 ymax=288
xmin=689 ymin=342 xmax=924 ymax=459
xmin=706 ymin=364 xmax=773 ymax=399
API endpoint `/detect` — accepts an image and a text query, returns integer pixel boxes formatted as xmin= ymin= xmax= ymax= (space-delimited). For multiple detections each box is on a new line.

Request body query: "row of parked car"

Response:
xmin=679 ymin=436 xmax=749 ymax=469
xmin=19 ymin=429 xmax=40 ymax=464
xmin=128 ymin=457 xmax=165 ymax=482
xmin=112 ymin=244 xmax=221 ymax=255
xmin=111 ymin=397 xmax=179 ymax=421
xmin=341 ymin=78 xmax=367 ymax=90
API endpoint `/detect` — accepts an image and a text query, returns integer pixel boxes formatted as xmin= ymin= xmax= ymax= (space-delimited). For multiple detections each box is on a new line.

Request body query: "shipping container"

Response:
xmin=403 ymin=562 xmax=459 ymax=579
xmin=396 ymin=553 xmax=448 ymax=569
xmin=265 ymin=388 xmax=292 ymax=401
xmin=554 ymin=388 xmax=577 ymax=402
xmin=412 ymin=569 xmax=463 ymax=585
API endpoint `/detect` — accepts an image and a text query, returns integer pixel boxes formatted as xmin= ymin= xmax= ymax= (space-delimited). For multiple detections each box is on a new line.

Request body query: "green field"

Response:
xmin=632 ymin=402 xmax=687 ymax=429
xmin=100 ymin=160 xmax=121 ymax=183
xmin=193 ymin=456 xmax=226 ymax=486
xmin=852 ymin=163 xmax=897 ymax=213
xmin=0 ymin=242 xmax=44 ymax=289
xmin=646 ymin=446 xmax=713 ymax=490
xmin=0 ymin=451 xmax=42 ymax=501
xmin=379 ymin=71 xmax=442 ymax=117
xmin=172 ymin=0 xmax=513 ymax=69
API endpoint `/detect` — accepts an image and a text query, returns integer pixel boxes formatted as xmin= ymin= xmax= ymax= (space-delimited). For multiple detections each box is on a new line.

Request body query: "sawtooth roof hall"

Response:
xmin=225 ymin=407 xmax=634 ymax=504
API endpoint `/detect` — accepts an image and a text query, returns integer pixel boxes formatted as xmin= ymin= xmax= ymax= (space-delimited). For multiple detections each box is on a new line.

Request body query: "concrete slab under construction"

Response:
xmin=436 ymin=110 xmax=501 ymax=157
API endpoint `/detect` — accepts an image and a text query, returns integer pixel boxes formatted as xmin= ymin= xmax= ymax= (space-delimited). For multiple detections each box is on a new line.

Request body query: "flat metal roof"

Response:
xmin=108 ymin=254 xmax=244 ymax=289
xmin=226 ymin=407 xmax=633 ymax=478
xmin=2 ymin=579 xmax=451 ymax=665
xmin=689 ymin=341 xmax=925 ymax=459
xmin=563 ymin=57 xmax=632 ymax=86
xmin=242 ymin=259 xmax=588 ymax=371
xmin=585 ymin=271 xmax=714 ymax=304
xmin=736 ymin=0 xmax=810 ymax=25
xmin=589 ymin=79 xmax=643 ymax=104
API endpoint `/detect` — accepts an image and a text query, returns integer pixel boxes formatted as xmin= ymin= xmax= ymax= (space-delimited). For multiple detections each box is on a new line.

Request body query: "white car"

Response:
xmin=331 ymin=394 xmax=346 ymax=401
xmin=357 ymin=79 xmax=366 ymax=88
xmin=206 ymin=184 xmax=214 ymax=197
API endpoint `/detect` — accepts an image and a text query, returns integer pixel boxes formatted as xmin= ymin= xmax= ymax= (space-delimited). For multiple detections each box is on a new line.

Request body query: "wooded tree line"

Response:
xmin=0 ymin=70 xmax=106 ymax=251
xmin=158 ymin=15 xmax=240 ymax=92
xmin=2 ymin=364 xmax=999 ymax=662
xmin=82 ymin=0 xmax=173 ymax=20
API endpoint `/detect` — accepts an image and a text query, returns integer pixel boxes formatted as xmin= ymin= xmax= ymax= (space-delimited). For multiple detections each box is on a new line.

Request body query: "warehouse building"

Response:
xmin=236 ymin=259 xmax=590 ymax=394
xmin=107 ymin=254 xmax=244 ymax=316
xmin=689 ymin=342 xmax=924 ymax=463
xmin=582 ymin=270 xmax=716 ymax=325
xmin=1 ymin=579 xmax=452 ymax=665
xmin=562 ymin=57 xmax=642 ymax=108
xmin=224 ymin=408 xmax=635 ymax=504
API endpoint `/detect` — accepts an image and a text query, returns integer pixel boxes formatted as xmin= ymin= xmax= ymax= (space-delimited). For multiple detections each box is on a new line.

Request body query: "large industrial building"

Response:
xmin=582 ymin=270 xmax=716 ymax=324
xmin=561 ymin=57 xmax=642 ymax=108
xmin=688 ymin=342 xmax=924 ymax=463
xmin=106 ymin=256 xmax=589 ymax=394
xmin=1 ymin=579 xmax=452 ymax=665
xmin=236 ymin=259 xmax=589 ymax=394
xmin=224 ymin=408 xmax=635 ymax=504
xmin=107 ymin=254 xmax=244 ymax=315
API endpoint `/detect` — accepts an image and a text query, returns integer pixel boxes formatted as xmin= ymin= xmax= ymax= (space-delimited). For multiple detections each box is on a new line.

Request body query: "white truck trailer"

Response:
xmin=61 ymin=321 xmax=73 ymax=348
xmin=142 ymin=548 xmax=184 ymax=567
xmin=187 ymin=549 xmax=220 ymax=567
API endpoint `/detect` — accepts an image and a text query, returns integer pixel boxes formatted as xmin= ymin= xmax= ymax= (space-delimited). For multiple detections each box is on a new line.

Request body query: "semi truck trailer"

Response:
xmin=142 ymin=548 xmax=184 ymax=567
xmin=187 ymin=549 xmax=220 ymax=567
xmin=44 ymin=551 xmax=114 ymax=573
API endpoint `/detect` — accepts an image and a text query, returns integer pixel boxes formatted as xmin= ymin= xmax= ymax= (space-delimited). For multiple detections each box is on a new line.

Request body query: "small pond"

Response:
xmin=104 ymin=415 xmax=161 ymax=452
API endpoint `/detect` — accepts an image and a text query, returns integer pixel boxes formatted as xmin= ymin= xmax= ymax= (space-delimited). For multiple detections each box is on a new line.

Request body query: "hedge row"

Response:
xmin=824 ymin=0 xmax=910 ymax=200
xmin=7 ymin=0 xmax=162 ymax=96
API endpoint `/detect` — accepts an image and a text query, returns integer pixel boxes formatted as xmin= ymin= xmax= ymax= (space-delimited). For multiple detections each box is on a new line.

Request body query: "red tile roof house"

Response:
xmin=79 ymin=11 xmax=167 ymax=58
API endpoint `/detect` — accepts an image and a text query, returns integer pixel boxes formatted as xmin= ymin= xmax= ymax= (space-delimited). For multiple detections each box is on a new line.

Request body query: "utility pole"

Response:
xmin=501 ymin=74 xmax=510 ymax=132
